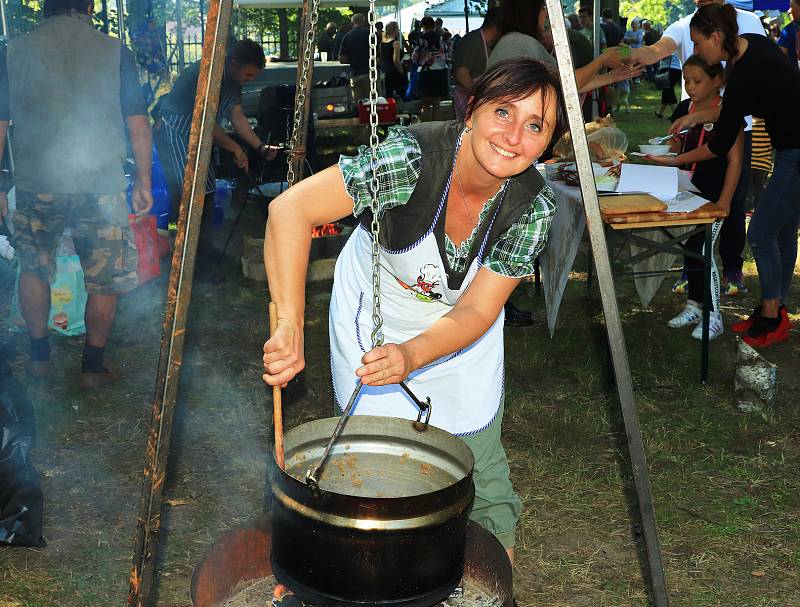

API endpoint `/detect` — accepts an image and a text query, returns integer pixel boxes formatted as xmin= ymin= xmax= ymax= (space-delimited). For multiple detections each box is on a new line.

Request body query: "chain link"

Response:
xmin=286 ymin=0 xmax=320 ymax=188
xmin=367 ymin=0 xmax=384 ymax=348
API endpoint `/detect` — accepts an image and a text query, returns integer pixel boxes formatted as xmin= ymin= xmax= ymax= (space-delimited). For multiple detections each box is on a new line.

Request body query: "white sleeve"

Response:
xmin=662 ymin=18 xmax=686 ymax=53
xmin=736 ymin=9 xmax=767 ymax=37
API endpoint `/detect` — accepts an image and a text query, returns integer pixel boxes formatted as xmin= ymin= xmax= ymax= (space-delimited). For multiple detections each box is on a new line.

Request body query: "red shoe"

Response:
xmin=743 ymin=311 xmax=791 ymax=348
xmin=778 ymin=305 xmax=792 ymax=335
xmin=743 ymin=327 xmax=790 ymax=348
xmin=732 ymin=306 xmax=760 ymax=334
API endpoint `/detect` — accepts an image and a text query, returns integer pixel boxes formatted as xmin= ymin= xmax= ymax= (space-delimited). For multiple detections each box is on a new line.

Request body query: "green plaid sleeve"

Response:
xmin=483 ymin=185 xmax=557 ymax=278
xmin=338 ymin=127 xmax=422 ymax=217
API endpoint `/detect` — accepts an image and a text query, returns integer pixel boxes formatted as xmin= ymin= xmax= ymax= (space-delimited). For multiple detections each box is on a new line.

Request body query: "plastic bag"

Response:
xmin=0 ymin=349 xmax=45 ymax=547
xmin=10 ymin=252 xmax=89 ymax=336
xmin=552 ymin=116 xmax=628 ymax=163
xmin=129 ymin=214 xmax=160 ymax=285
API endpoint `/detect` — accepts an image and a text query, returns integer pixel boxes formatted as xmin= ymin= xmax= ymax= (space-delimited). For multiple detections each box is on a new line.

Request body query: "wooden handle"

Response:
xmin=269 ymin=301 xmax=285 ymax=471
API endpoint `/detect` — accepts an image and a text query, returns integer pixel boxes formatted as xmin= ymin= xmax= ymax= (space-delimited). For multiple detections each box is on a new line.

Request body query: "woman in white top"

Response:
xmin=488 ymin=0 xmax=638 ymax=94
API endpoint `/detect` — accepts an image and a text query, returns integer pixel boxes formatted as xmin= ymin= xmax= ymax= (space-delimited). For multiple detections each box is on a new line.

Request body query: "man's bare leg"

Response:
xmin=19 ymin=271 xmax=51 ymax=339
xmin=84 ymin=293 xmax=117 ymax=348
xmin=80 ymin=293 xmax=121 ymax=386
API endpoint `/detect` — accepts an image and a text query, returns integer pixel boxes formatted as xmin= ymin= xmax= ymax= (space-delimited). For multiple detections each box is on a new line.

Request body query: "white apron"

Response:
xmin=329 ymin=171 xmax=510 ymax=437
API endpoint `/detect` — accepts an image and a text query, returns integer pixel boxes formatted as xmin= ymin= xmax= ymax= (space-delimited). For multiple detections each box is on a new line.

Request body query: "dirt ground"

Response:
xmin=1 ymin=189 xmax=798 ymax=607
xmin=2 ymin=93 xmax=799 ymax=606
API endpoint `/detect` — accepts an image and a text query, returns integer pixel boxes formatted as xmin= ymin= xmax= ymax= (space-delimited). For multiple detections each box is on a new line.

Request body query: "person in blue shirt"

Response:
xmin=778 ymin=0 xmax=800 ymax=71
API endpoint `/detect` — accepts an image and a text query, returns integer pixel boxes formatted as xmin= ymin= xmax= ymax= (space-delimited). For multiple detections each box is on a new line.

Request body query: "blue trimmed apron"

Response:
xmin=329 ymin=147 xmax=510 ymax=436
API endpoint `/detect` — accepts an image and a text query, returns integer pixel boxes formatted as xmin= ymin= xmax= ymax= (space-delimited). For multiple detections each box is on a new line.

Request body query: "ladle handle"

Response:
xmin=269 ymin=301 xmax=285 ymax=471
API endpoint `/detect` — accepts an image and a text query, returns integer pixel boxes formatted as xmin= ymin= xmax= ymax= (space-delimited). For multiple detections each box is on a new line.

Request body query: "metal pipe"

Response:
xmin=176 ymin=0 xmax=185 ymax=70
xmin=544 ymin=1 xmax=670 ymax=606
xmin=126 ymin=0 xmax=234 ymax=605
xmin=592 ymin=0 xmax=600 ymax=118
xmin=0 ymin=0 xmax=13 ymax=176
xmin=116 ymin=0 xmax=126 ymax=45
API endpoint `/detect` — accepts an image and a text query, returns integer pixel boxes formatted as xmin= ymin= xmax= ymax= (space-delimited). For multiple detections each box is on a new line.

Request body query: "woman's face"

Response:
xmin=466 ymin=91 xmax=558 ymax=181
xmin=683 ymin=64 xmax=721 ymax=104
xmin=690 ymin=27 xmax=727 ymax=64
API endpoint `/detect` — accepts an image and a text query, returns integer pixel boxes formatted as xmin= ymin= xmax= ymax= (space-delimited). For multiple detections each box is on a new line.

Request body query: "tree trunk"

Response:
xmin=278 ymin=9 xmax=289 ymax=60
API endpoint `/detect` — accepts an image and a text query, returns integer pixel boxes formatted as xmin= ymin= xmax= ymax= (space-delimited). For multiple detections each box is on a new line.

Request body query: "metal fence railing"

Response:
xmin=165 ymin=29 xmax=300 ymax=75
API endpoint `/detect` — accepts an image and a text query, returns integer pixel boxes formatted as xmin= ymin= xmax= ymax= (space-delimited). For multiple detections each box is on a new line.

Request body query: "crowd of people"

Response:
xmin=320 ymin=0 xmax=798 ymax=349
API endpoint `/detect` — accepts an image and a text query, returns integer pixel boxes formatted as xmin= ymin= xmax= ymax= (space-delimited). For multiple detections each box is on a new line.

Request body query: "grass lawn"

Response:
xmin=1 ymin=81 xmax=798 ymax=607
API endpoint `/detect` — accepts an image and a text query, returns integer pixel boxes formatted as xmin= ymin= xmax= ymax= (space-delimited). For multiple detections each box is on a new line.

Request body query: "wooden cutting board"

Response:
xmin=599 ymin=194 xmax=667 ymax=215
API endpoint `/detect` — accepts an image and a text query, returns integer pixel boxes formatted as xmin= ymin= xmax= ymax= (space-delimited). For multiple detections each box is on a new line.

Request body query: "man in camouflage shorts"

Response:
xmin=0 ymin=0 xmax=152 ymax=387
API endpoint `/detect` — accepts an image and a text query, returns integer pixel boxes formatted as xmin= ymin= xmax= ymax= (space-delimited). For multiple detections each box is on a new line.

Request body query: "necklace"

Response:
xmin=454 ymin=158 xmax=478 ymax=227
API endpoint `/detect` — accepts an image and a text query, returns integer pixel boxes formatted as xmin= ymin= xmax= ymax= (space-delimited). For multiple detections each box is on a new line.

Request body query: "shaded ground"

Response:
xmin=1 ymin=84 xmax=799 ymax=606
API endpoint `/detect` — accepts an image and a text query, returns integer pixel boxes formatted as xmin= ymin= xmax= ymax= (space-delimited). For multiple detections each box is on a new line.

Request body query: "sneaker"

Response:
xmin=723 ymin=280 xmax=748 ymax=296
xmin=671 ymin=277 xmax=688 ymax=294
xmin=731 ymin=306 xmax=760 ymax=334
xmin=668 ymin=301 xmax=702 ymax=328
xmin=691 ymin=311 xmax=724 ymax=340
xmin=743 ymin=322 xmax=790 ymax=348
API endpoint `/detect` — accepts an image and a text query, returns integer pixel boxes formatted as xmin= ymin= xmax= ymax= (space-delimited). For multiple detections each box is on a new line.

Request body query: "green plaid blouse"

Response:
xmin=339 ymin=127 xmax=556 ymax=278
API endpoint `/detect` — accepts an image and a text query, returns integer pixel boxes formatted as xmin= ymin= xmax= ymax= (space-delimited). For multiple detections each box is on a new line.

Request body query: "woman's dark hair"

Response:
xmin=465 ymin=57 xmax=567 ymax=144
xmin=420 ymin=16 xmax=435 ymax=30
xmin=500 ymin=0 xmax=546 ymax=39
xmin=682 ymin=54 xmax=724 ymax=81
xmin=44 ymin=0 xmax=91 ymax=17
xmin=690 ymin=4 xmax=739 ymax=61
xmin=228 ymin=39 xmax=266 ymax=69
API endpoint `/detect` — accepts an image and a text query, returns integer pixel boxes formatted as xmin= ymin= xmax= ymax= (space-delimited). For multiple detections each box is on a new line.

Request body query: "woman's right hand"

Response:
xmin=262 ymin=318 xmax=305 ymax=388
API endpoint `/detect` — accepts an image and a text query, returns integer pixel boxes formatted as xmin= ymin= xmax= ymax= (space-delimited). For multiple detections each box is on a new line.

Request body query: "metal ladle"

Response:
xmin=305 ymin=381 xmax=432 ymax=498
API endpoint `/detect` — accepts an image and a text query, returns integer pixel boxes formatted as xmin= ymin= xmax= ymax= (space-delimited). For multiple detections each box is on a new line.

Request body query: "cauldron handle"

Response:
xmin=398 ymin=382 xmax=432 ymax=432
xmin=305 ymin=380 xmax=433 ymax=498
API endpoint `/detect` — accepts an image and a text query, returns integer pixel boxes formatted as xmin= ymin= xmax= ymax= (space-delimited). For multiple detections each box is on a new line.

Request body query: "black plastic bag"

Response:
xmin=0 ymin=346 xmax=45 ymax=547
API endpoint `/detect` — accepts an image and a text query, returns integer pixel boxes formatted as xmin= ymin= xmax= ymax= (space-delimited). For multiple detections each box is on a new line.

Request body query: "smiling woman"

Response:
xmin=262 ymin=58 xmax=565 ymax=564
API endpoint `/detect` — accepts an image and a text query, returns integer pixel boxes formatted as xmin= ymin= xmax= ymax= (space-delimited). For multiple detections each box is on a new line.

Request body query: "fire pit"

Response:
xmin=190 ymin=514 xmax=512 ymax=607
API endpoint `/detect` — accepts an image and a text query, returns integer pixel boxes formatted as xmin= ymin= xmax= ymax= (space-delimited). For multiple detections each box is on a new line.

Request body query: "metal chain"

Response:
xmin=286 ymin=0 xmax=320 ymax=188
xmin=367 ymin=0 xmax=384 ymax=348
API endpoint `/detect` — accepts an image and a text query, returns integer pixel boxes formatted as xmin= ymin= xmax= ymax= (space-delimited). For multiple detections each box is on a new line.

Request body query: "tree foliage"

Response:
xmin=618 ymin=0 xmax=696 ymax=29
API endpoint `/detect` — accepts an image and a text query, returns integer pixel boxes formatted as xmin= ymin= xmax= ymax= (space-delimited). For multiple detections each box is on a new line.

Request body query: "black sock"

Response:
xmin=81 ymin=344 xmax=106 ymax=373
xmin=30 ymin=336 xmax=50 ymax=361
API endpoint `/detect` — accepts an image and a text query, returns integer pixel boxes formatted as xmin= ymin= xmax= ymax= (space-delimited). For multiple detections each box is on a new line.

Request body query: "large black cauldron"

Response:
xmin=270 ymin=415 xmax=475 ymax=606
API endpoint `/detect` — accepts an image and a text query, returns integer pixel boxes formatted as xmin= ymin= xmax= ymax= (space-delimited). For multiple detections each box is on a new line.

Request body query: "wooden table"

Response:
xmin=601 ymin=202 xmax=728 ymax=382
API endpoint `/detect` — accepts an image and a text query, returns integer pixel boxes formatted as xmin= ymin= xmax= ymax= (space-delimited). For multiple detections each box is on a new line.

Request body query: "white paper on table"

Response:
xmin=617 ymin=164 xmax=678 ymax=201
xmin=678 ymin=169 xmax=701 ymax=193
xmin=664 ymin=191 xmax=709 ymax=213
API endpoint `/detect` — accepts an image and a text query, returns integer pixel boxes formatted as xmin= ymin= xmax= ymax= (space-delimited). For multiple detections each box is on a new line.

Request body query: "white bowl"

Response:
xmin=638 ymin=144 xmax=672 ymax=155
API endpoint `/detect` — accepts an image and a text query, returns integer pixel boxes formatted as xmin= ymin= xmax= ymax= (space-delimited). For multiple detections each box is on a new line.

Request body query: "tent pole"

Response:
xmin=116 ymin=0 xmax=126 ymax=44
xmin=545 ymin=0 xmax=670 ymax=605
xmin=0 ymin=0 xmax=13 ymax=176
xmin=126 ymin=1 xmax=234 ymax=605
xmin=176 ymin=0 xmax=185 ymax=70
xmin=593 ymin=0 xmax=600 ymax=117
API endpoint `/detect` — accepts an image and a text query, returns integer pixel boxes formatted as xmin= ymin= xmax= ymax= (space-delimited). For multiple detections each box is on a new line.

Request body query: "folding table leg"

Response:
xmin=701 ymin=223 xmax=712 ymax=382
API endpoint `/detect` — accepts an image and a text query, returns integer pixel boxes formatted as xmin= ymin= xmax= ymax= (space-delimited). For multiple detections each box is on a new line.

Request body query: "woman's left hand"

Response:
xmin=356 ymin=343 xmax=416 ymax=386
xmin=645 ymin=154 xmax=678 ymax=167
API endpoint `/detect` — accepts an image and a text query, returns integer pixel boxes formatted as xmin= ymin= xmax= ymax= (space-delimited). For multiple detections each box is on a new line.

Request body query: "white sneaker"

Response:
xmin=668 ymin=301 xmax=702 ymax=328
xmin=692 ymin=311 xmax=724 ymax=340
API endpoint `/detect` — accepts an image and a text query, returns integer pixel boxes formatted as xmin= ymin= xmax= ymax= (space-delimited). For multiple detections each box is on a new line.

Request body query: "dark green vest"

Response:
xmin=362 ymin=120 xmax=545 ymax=290
xmin=7 ymin=13 xmax=127 ymax=194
